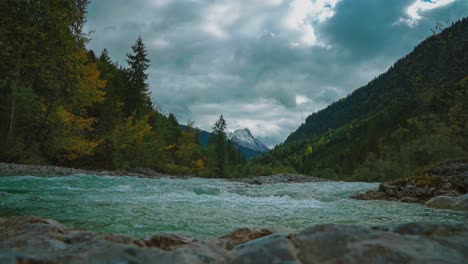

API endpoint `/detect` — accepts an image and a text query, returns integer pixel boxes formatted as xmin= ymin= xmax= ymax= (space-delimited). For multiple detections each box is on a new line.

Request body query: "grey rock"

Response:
xmin=453 ymin=194 xmax=468 ymax=211
xmin=233 ymin=234 xmax=300 ymax=264
xmin=425 ymin=194 xmax=468 ymax=211
xmin=240 ymin=173 xmax=327 ymax=185
xmin=218 ymin=227 xmax=274 ymax=250
xmin=144 ymin=234 xmax=196 ymax=250
xmin=353 ymin=161 xmax=468 ymax=206
xmin=425 ymin=196 xmax=459 ymax=210
xmin=292 ymin=223 xmax=468 ymax=264
xmin=2 ymin=216 xmax=468 ymax=263
xmin=351 ymin=190 xmax=392 ymax=201
xmin=400 ymin=196 xmax=419 ymax=203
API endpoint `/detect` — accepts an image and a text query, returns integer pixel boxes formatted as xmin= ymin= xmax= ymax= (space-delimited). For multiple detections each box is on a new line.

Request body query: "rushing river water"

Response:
xmin=0 ymin=175 xmax=466 ymax=238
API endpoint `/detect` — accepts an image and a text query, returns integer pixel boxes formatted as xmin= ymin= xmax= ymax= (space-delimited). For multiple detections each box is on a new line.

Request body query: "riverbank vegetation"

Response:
xmin=0 ymin=0 xmax=244 ymax=177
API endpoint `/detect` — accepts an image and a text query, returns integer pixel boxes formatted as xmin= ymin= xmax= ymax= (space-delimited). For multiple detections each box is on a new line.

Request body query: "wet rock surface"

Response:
xmin=352 ymin=161 xmax=468 ymax=210
xmin=144 ymin=234 xmax=196 ymax=250
xmin=218 ymin=228 xmax=274 ymax=250
xmin=1 ymin=216 xmax=467 ymax=263
xmin=425 ymin=194 xmax=468 ymax=211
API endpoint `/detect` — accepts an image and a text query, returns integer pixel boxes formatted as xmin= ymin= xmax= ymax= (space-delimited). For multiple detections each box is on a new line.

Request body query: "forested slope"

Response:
xmin=0 ymin=0 xmax=244 ymax=177
xmin=248 ymin=18 xmax=468 ymax=181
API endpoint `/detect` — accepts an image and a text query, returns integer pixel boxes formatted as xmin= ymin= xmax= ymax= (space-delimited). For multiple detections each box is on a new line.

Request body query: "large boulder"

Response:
xmin=425 ymin=194 xmax=468 ymax=211
xmin=291 ymin=223 xmax=468 ymax=263
xmin=453 ymin=194 xmax=468 ymax=211
xmin=232 ymin=234 xmax=301 ymax=264
xmin=425 ymin=196 xmax=458 ymax=209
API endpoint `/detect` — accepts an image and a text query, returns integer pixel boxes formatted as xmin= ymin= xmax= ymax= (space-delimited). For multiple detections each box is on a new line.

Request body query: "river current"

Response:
xmin=0 ymin=175 xmax=466 ymax=238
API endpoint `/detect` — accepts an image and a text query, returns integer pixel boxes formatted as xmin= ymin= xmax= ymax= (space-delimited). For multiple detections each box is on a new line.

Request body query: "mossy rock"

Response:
xmin=388 ymin=176 xmax=443 ymax=188
xmin=387 ymin=175 xmax=465 ymax=193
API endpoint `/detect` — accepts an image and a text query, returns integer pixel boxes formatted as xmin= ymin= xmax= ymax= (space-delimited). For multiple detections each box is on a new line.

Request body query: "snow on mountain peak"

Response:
xmin=227 ymin=129 xmax=270 ymax=153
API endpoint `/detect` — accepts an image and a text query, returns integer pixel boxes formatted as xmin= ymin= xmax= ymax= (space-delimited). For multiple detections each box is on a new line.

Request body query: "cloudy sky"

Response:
xmin=85 ymin=0 xmax=467 ymax=147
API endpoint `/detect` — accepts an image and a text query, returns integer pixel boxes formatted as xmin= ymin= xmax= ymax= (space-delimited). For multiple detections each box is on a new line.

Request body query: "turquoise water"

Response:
xmin=0 ymin=175 xmax=466 ymax=239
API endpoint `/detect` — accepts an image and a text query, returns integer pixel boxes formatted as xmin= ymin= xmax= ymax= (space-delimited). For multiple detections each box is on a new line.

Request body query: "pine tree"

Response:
xmin=211 ymin=114 xmax=227 ymax=177
xmin=100 ymin=49 xmax=111 ymax=64
xmin=125 ymin=36 xmax=151 ymax=118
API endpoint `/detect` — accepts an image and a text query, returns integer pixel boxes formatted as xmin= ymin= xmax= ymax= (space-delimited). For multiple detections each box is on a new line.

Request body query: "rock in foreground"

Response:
xmin=1 ymin=216 xmax=468 ymax=263
xmin=425 ymin=194 xmax=468 ymax=211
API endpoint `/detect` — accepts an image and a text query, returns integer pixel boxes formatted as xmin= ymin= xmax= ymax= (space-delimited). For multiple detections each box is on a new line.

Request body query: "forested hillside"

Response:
xmin=248 ymin=18 xmax=468 ymax=181
xmin=0 ymin=0 xmax=244 ymax=177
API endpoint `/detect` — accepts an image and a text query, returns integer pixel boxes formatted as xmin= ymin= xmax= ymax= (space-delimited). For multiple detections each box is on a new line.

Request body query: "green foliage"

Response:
xmin=208 ymin=115 xmax=227 ymax=177
xmin=0 ymin=0 xmax=102 ymax=164
xmin=251 ymin=19 xmax=468 ymax=182
xmin=204 ymin=115 xmax=246 ymax=178
xmin=125 ymin=36 xmax=152 ymax=118
xmin=0 ymin=1 xmax=237 ymax=177
xmin=108 ymin=115 xmax=157 ymax=170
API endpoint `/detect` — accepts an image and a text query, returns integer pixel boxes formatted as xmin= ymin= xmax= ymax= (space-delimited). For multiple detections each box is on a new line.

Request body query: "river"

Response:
xmin=0 ymin=175 xmax=466 ymax=238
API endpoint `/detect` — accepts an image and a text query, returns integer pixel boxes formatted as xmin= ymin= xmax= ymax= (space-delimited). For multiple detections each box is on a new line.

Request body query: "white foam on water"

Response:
xmin=0 ymin=175 xmax=466 ymax=239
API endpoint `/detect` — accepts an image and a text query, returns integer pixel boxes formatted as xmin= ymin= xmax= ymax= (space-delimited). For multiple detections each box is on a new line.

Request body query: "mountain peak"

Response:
xmin=228 ymin=129 xmax=270 ymax=153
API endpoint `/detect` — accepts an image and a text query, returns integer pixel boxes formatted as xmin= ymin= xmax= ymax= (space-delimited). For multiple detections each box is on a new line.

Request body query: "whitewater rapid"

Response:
xmin=0 ymin=175 xmax=466 ymax=238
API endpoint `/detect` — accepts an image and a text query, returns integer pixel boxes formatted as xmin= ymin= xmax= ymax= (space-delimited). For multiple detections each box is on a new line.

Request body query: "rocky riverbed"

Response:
xmin=1 ymin=216 xmax=467 ymax=264
xmin=237 ymin=173 xmax=327 ymax=185
xmin=352 ymin=161 xmax=468 ymax=210
xmin=0 ymin=162 xmax=165 ymax=178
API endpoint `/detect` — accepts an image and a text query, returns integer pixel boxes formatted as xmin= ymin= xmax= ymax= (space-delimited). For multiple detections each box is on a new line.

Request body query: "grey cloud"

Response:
xmin=85 ymin=0 xmax=467 ymax=146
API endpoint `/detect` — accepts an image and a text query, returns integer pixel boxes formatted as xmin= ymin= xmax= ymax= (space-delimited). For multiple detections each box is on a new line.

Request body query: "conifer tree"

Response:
xmin=211 ymin=115 xmax=227 ymax=177
xmin=126 ymin=36 xmax=151 ymax=118
xmin=100 ymin=49 xmax=111 ymax=64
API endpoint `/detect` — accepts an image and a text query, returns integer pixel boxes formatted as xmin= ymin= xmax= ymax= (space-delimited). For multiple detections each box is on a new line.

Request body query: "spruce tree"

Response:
xmin=126 ymin=36 xmax=151 ymax=118
xmin=211 ymin=114 xmax=227 ymax=177
xmin=99 ymin=49 xmax=111 ymax=64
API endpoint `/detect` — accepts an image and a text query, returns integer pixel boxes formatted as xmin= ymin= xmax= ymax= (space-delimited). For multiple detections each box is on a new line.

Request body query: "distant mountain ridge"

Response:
xmin=252 ymin=18 xmax=468 ymax=181
xmin=180 ymin=126 xmax=269 ymax=159
xmin=286 ymin=19 xmax=467 ymax=144
xmin=227 ymin=129 xmax=270 ymax=153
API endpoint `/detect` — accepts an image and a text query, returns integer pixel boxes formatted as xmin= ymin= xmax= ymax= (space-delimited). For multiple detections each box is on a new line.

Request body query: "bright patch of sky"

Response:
xmin=394 ymin=0 xmax=457 ymax=27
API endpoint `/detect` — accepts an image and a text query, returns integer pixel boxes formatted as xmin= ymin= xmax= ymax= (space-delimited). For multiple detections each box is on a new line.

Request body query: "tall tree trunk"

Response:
xmin=6 ymin=43 xmax=24 ymax=145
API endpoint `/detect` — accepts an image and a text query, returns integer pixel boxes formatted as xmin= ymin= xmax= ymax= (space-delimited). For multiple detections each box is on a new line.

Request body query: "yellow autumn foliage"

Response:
xmin=305 ymin=145 xmax=313 ymax=156
xmin=192 ymin=159 xmax=205 ymax=175
xmin=46 ymin=51 xmax=106 ymax=161
xmin=48 ymin=107 xmax=98 ymax=160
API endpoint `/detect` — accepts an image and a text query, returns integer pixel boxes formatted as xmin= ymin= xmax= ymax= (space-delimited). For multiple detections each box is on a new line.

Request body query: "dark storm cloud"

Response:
xmin=85 ymin=0 xmax=467 ymax=147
